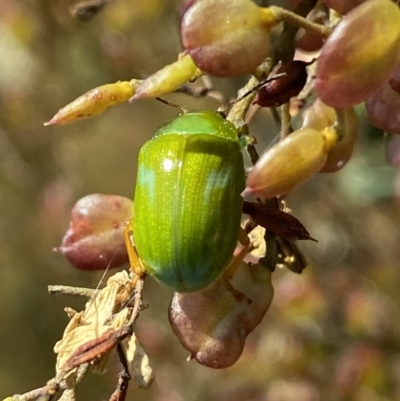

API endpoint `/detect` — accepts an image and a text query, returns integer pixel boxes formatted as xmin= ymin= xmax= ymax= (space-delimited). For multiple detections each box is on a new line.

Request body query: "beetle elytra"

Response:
xmin=127 ymin=110 xmax=248 ymax=292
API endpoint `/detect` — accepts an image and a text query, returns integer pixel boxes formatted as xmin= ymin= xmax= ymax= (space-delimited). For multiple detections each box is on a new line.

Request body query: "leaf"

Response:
xmin=254 ymin=60 xmax=308 ymax=107
xmin=243 ymin=201 xmax=316 ymax=241
xmin=122 ymin=334 xmax=154 ymax=388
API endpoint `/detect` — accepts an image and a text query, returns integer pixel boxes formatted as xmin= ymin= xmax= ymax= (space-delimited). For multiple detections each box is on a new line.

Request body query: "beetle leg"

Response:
xmin=124 ymin=219 xmax=145 ymax=276
xmin=119 ymin=220 xmax=146 ymax=302
xmin=224 ymin=227 xmax=251 ymax=278
xmin=221 ymin=228 xmax=253 ymax=304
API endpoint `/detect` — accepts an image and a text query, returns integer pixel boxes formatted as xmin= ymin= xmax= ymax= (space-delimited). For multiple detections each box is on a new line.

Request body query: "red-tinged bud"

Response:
xmin=295 ymin=3 xmax=327 ymax=52
xmin=131 ymin=54 xmax=198 ymax=100
xmin=296 ymin=30 xmax=324 ymax=53
xmin=179 ymin=0 xmax=197 ymax=22
xmin=320 ymin=107 xmax=358 ymax=172
xmin=243 ymin=128 xmax=336 ymax=199
xmin=366 ymin=80 xmax=400 ymax=135
xmin=44 ymin=80 xmax=140 ymax=126
xmin=169 ymin=262 xmax=273 ymax=369
xmin=315 ymin=0 xmax=400 ymax=107
xmin=389 ymin=63 xmax=400 ymax=94
xmin=254 ymin=60 xmax=308 ymax=107
xmin=181 ymin=0 xmax=277 ymax=77
xmin=56 ymin=194 xmax=132 ymax=271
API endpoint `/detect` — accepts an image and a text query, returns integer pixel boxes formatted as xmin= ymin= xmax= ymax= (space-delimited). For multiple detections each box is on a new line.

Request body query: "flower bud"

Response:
xmin=295 ymin=3 xmax=327 ymax=52
xmin=169 ymin=261 xmax=273 ymax=368
xmin=181 ymin=0 xmax=277 ymax=77
xmin=366 ymin=80 xmax=400 ymax=135
xmin=44 ymin=81 xmax=139 ymax=126
xmin=56 ymin=194 xmax=132 ymax=271
xmin=301 ymin=100 xmax=358 ymax=172
xmin=301 ymin=98 xmax=336 ymax=131
xmin=131 ymin=54 xmax=198 ymax=100
xmin=389 ymin=63 xmax=400 ymax=94
xmin=243 ymin=128 xmax=336 ymax=199
xmin=315 ymin=0 xmax=400 ymax=107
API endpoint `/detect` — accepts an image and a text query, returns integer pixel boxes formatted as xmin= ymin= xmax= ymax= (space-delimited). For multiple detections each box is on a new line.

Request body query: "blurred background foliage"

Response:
xmin=1 ymin=1 xmax=400 ymax=401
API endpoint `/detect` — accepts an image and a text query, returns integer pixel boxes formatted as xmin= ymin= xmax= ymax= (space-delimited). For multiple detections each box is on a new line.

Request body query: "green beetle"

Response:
xmin=131 ymin=110 xmax=245 ymax=292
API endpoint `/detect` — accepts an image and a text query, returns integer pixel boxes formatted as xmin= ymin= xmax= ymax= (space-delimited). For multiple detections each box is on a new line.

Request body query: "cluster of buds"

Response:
xmin=36 ymin=0 xmax=400 ymax=394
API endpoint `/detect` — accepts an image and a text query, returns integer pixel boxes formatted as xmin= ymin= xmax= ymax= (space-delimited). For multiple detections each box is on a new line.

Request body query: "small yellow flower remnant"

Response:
xmin=44 ymin=80 xmax=141 ymax=126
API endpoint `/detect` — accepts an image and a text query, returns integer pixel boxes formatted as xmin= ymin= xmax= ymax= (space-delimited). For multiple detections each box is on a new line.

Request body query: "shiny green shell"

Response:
xmin=132 ymin=110 xmax=245 ymax=292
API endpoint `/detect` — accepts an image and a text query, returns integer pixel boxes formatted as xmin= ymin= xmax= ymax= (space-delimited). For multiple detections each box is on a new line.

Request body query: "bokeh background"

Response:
xmin=1 ymin=1 xmax=400 ymax=400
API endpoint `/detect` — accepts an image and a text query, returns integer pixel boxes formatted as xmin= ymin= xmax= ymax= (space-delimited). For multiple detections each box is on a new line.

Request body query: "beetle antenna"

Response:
xmin=235 ymin=72 xmax=287 ymax=103
xmin=155 ymin=97 xmax=187 ymax=114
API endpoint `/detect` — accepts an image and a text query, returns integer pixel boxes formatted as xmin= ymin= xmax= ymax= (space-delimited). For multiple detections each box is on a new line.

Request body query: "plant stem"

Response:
xmin=48 ymin=285 xmax=96 ymax=298
xmin=269 ymin=5 xmax=331 ymax=39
